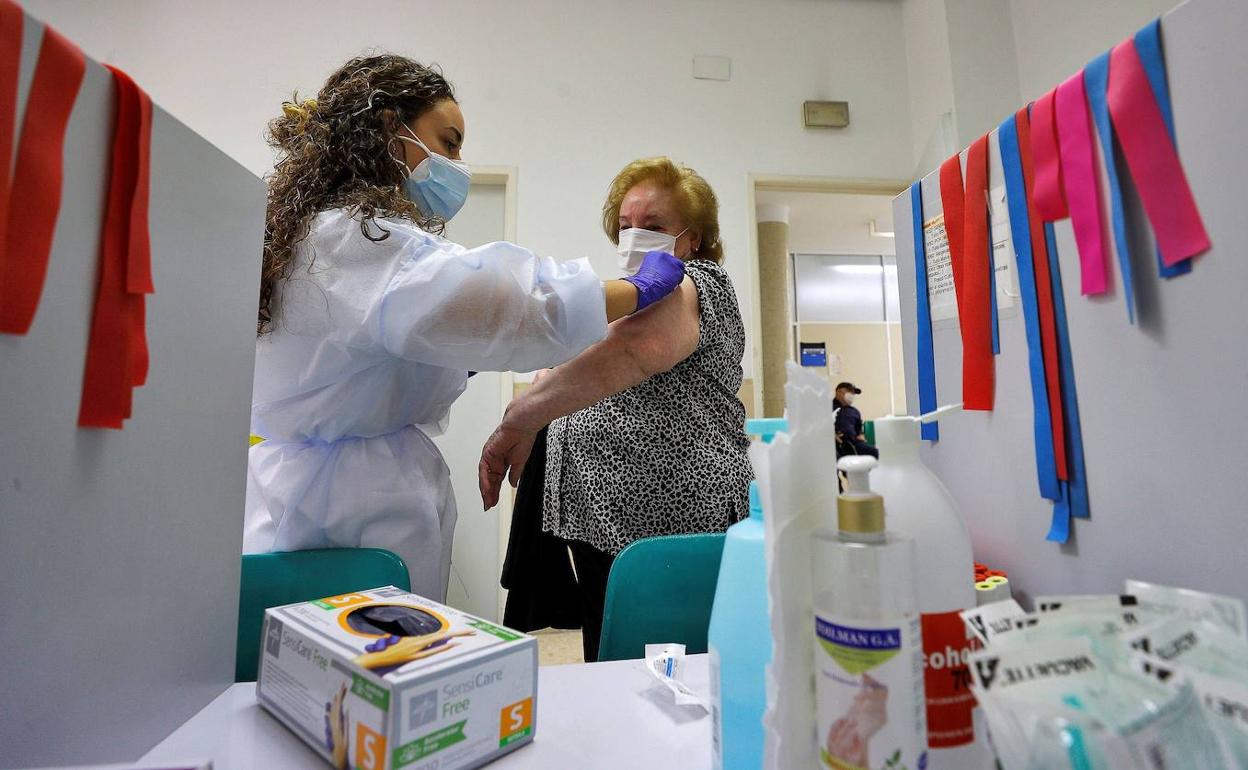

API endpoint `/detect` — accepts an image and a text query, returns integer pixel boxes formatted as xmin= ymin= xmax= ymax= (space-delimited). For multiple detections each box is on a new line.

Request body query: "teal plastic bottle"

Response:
xmin=708 ymin=480 xmax=771 ymax=770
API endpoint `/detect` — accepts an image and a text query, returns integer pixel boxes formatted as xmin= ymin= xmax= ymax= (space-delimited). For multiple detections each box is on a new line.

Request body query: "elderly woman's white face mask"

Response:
xmin=617 ymin=227 xmax=688 ymax=275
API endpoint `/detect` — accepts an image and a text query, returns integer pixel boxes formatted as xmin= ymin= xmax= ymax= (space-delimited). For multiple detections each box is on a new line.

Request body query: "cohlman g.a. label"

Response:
xmin=815 ymin=614 xmax=926 ymax=770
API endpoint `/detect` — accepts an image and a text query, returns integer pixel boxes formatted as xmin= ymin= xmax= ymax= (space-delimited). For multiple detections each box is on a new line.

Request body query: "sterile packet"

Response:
xmin=1130 ymin=651 xmax=1248 ymax=768
xmin=1125 ymin=579 xmax=1248 ymax=638
xmin=642 ymin=643 xmax=709 ymax=712
xmin=1034 ymin=594 xmax=1139 ymax=613
xmin=961 ymin=598 xmax=1026 ymax=645
xmin=969 ymin=637 xmax=1231 ymax=769
xmin=1125 ymin=616 xmax=1248 ymax=680
xmin=987 ymin=608 xmax=1152 ymax=652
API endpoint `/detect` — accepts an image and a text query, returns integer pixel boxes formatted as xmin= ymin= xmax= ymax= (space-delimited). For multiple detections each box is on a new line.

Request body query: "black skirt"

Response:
xmin=500 ymin=426 xmax=582 ymax=631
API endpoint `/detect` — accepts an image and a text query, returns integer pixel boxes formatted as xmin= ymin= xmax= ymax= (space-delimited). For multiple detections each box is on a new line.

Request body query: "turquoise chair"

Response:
xmin=597 ymin=533 xmax=727 ymax=662
xmin=235 ymin=548 xmax=410 ymax=681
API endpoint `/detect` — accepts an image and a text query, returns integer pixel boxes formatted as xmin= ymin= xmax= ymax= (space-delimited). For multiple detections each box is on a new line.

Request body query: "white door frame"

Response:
xmin=470 ymin=165 xmax=520 ymax=621
xmin=745 ymin=174 xmax=909 ymax=419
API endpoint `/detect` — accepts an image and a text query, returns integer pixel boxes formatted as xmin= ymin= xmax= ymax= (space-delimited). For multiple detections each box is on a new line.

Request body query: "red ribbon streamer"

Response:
xmin=78 ymin=67 xmax=154 ymax=428
xmin=938 ymin=155 xmax=967 ymax=317
xmin=0 ymin=23 xmax=85 ymax=334
xmin=1056 ymin=70 xmax=1110 ymax=295
xmin=127 ymin=81 xmax=153 ymax=388
xmin=1029 ymin=88 xmax=1068 ymax=222
xmin=960 ymin=135 xmax=994 ymax=411
xmin=1106 ymin=37 xmax=1210 ymax=265
xmin=0 ymin=0 xmax=22 ymax=273
xmin=1016 ymin=107 xmax=1069 ymax=480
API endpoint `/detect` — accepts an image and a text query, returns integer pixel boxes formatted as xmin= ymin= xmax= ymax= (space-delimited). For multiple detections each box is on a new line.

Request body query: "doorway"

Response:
xmin=790 ymin=252 xmax=906 ymax=419
xmin=747 ymin=176 xmax=909 ymax=419
xmin=433 ymin=167 xmax=517 ymax=623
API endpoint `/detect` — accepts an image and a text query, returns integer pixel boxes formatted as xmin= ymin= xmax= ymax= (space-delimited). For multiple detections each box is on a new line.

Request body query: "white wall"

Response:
xmin=902 ymin=0 xmax=1183 ymax=181
xmin=1008 ymin=0 xmax=1181 ymax=102
xmin=21 ymin=0 xmax=917 ymax=380
xmin=945 ymin=0 xmax=1022 ymax=148
xmin=901 ymin=0 xmax=957 ymax=177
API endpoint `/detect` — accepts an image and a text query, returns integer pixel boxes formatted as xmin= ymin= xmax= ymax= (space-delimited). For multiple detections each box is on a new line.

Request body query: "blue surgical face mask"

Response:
xmin=395 ymin=124 xmax=471 ymax=221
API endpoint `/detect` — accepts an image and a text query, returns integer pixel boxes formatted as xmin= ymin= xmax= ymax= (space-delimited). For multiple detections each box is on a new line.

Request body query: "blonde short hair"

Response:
xmin=602 ymin=157 xmax=724 ymax=263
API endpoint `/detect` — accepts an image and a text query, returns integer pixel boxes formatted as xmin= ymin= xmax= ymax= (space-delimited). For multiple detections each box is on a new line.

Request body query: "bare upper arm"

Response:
xmin=607 ymin=275 xmax=700 ymax=376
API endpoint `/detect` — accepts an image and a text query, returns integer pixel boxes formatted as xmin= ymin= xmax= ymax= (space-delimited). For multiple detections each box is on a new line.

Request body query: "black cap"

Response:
xmin=835 ymin=382 xmax=862 ymax=394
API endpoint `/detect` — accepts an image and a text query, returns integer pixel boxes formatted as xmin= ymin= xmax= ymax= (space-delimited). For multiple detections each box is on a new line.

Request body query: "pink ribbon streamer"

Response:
xmin=1056 ymin=71 xmax=1109 ymax=295
xmin=1029 ymin=88 xmax=1068 ymax=221
xmin=1106 ymin=38 xmax=1210 ymax=265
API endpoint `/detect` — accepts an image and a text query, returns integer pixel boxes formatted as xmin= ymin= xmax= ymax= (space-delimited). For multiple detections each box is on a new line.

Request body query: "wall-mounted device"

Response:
xmin=804 ymin=100 xmax=850 ymax=128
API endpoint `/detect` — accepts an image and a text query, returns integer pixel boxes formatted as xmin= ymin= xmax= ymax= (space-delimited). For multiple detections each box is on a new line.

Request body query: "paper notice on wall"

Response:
xmin=828 ymin=353 xmax=842 ymax=377
xmin=923 ymin=213 xmax=958 ymax=321
xmin=923 ymin=190 xmax=1018 ymax=325
xmin=988 ymin=184 xmax=1019 ymax=313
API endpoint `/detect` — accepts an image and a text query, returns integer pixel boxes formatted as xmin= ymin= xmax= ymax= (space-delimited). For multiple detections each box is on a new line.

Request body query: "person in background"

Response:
xmin=834 ymin=381 xmax=878 ymax=459
xmin=479 ymin=157 xmax=753 ymax=661
xmin=244 ymin=55 xmax=686 ymax=602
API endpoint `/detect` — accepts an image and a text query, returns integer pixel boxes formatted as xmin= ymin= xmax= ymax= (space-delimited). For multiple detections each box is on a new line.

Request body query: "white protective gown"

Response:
xmin=243 ymin=209 xmax=608 ymax=600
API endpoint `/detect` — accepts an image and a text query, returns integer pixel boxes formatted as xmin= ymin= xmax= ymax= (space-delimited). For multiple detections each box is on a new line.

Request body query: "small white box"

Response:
xmin=257 ymin=586 xmax=537 ymax=770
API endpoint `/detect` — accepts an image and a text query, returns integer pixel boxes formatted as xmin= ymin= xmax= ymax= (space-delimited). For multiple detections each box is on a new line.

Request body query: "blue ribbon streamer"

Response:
xmin=1045 ymin=222 xmax=1091 ymax=523
xmin=1134 ymin=19 xmax=1192 ymax=279
xmin=1000 ymin=115 xmax=1060 ymax=502
xmin=912 ymin=181 xmax=939 ymax=441
xmin=1047 ymin=480 xmax=1072 ymax=543
xmin=1135 ymin=20 xmax=1176 ymax=143
xmin=1084 ymin=53 xmax=1138 ymax=323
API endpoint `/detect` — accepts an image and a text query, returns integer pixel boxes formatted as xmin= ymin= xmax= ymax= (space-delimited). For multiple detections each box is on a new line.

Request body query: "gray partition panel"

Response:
xmin=893 ymin=0 xmax=1248 ymax=607
xmin=0 ymin=14 xmax=264 ymax=764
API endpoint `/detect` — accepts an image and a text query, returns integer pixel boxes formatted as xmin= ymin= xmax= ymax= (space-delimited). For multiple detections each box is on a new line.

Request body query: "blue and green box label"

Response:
xmin=468 ymin=619 xmax=523 ymax=642
xmin=351 ymin=673 xmax=390 ymax=712
xmin=393 ymin=720 xmax=468 ymax=767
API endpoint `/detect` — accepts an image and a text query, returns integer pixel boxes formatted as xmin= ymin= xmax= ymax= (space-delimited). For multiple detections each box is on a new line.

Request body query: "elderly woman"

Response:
xmin=479 ymin=157 xmax=753 ymax=660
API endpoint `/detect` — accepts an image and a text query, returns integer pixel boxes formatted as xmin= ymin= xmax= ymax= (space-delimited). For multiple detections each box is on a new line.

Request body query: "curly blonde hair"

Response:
xmin=258 ymin=54 xmax=456 ymax=334
xmin=601 ymin=157 xmax=724 ymax=263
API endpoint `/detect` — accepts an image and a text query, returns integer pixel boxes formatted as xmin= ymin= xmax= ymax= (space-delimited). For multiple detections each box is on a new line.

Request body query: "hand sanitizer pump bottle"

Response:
xmin=812 ymin=456 xmax=926 ymax=770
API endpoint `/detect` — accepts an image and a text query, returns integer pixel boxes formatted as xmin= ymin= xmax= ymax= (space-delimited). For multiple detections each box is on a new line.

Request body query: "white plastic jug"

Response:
xmin=870 ymin=406 xmax=993 ymax=769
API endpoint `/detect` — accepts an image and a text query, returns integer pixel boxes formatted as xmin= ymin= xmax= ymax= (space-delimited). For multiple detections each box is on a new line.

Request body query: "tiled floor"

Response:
xmin=531 ymin=628 xmax=584 ymax=666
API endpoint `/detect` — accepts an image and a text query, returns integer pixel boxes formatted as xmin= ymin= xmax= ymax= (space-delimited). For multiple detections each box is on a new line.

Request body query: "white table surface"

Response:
xmin=142 ymin=655 xmax=713 ymax=770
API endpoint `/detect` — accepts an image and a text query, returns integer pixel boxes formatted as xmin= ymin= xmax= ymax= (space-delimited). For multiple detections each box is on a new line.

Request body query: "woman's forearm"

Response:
xmin=506 ymin=336 xmax=649 ymax=431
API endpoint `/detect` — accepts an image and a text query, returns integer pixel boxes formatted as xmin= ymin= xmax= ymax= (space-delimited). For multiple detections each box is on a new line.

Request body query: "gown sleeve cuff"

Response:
xmin=556 ymin=258 xmax=609 ymax=360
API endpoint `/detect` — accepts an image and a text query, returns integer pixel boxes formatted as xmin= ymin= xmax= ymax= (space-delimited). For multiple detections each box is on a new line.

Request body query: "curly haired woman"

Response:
xmin=244 ymin=55 xmax=685 ymax=600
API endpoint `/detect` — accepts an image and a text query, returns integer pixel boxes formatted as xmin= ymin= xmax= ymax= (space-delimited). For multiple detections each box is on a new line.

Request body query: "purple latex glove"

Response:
xmin=364 ymin=634 xmax=401 ymax=653
xmin=622 ymin=250 xmax=685 ymax=311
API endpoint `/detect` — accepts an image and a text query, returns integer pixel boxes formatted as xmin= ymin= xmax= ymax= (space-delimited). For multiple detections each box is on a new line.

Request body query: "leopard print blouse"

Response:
xmin=542 ymin=260 xmax=754 ymax=555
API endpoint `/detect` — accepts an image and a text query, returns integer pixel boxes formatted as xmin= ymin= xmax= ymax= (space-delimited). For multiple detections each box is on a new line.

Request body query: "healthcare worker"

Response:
xmin=243 ymin=54 xmax=685 ymax=600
